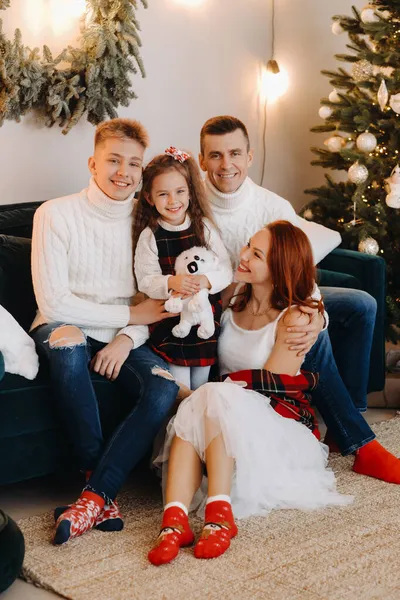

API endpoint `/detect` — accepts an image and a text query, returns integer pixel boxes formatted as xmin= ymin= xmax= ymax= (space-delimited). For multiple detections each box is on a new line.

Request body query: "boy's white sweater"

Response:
xmin=31 ymin=177 xmax=148 ymax=346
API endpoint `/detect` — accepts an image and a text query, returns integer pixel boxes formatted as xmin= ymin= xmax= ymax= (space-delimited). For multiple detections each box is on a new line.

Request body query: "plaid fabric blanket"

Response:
xmin=215 ymin=369 xmax=320 ymax=439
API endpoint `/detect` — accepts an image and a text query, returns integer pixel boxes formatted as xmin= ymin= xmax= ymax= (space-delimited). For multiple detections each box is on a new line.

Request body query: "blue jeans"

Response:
xmin=303 ymin=288 xmax=377 ymax=455
xmin=31 ymin=323 xmax=178 ymax=501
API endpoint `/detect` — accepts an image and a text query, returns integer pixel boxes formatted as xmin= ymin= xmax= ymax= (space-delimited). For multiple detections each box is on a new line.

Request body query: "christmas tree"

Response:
xmin=301 ymin=1 xmax=400 ymax=340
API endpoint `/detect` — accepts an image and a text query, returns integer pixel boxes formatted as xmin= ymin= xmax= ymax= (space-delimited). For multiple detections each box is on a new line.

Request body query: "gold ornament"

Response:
xmin=358 ymin=237 xmax=379 ymax=255
xmin=377 ymin=79 xmax=389 ymax=111
xmin=352 ymin=60 xmax=373 ymax=82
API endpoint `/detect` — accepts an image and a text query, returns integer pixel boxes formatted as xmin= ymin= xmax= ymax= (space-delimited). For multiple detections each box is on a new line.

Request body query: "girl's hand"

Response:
xmin=129 ymin=298 xmax=178 ymax=325
xmin=169 ymin=274 xmax=200 ymax=295
xmin=192 ymin=275 xmax=211 ymax=290
xmin=90 ymin=335 xmax=133 ymax=381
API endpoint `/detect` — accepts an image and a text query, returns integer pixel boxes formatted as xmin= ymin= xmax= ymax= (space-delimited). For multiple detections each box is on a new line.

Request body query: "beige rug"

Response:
xmin=19 ymin=418 xmax=400 ymax=600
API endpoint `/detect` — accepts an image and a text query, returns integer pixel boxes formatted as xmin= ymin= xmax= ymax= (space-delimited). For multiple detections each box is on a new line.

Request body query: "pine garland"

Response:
xmin=0 ymin=0 xmax=148 ymax=133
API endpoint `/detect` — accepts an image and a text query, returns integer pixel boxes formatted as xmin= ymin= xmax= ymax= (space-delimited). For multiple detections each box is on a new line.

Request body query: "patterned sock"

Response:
xmin=53 ymin=491 xmax=104 ymax=545
xmin=194 ymin=496 xmax=238 ymax=560
xmin=353 ymin=440 xmax=400 ymax=484
xmin=148 ymin=503 xmax=194 ymax=566
xmin=323 ymin=430 xmax=341 ymax=454
xmin=54 ymin=499 xmax=124 ymax=532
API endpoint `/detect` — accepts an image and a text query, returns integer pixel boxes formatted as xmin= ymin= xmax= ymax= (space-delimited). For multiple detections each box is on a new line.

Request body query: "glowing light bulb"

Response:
xmin=260 ymin=60 xmax=289 ymax=103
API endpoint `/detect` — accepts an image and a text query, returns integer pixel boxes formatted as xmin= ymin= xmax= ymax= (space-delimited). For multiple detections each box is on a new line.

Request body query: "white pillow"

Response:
xmin=0 ymin=305 xmax=39 ymax=380
xmin=296 ymin=216 xmax=342 ymax=265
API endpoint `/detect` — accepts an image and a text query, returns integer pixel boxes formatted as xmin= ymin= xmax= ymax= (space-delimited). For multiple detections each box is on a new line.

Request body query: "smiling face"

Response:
xmin=147 ymin=168 xmax=190 ymax=226
xmin=199 ymin=129 xmax=253 ymax=194
xmin=88 ymin=136 xmax=145 ymax=201
xmin=235 ymin=228 xmax=271 ymax=285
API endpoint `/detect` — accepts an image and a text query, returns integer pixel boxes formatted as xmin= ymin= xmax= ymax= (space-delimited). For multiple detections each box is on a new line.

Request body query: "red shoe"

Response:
xmin=148 ymin=506 xmax=194 ymax=566
xmin=194 ymin=500 xmax=238 ymax=559
xmin=53 ymin=492 xmax=103 ymax=545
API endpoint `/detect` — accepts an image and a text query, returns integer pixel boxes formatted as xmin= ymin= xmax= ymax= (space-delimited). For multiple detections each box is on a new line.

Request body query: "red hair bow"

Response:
xmin=165 ymin=146 xmax=190 ymax=163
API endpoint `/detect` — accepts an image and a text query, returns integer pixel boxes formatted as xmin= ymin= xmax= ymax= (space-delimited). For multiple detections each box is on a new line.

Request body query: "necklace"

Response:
xmin=249 ymin=302 xmax=271 ymax=317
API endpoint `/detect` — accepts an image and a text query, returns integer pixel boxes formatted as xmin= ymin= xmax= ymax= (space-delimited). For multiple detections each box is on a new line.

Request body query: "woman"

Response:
xmin=148 ymin=220 xmax=352 ymax=566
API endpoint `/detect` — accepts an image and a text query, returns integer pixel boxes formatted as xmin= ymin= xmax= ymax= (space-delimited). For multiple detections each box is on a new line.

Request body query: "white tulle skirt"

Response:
xmin=155 ymin=382 xmax=353 ymax=519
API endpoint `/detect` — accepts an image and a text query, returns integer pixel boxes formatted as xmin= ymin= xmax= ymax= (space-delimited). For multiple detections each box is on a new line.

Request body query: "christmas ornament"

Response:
xmin=358 ymin=237 xmax=379 ymax=255
xmin=303 ymin=209 xmax=313 ymax=220
xmin=356 ymin=131 xmax=377 ymax=152
xmin=389 ymin=92 xmax=400 ymax=114
xmin=325 ymin=136 xmax=345 ymax=152
xmin=352 ymin=60 xmax=373 ymax=82
xmin=361 ymin=5 xmax=390 ymax=22
xmin=385 ymin=165 xmax=400 ymax=208
xmin=331 ymin=21 xmax=344 ymax=35
xmin=371 ymin=180 xmax=380 ymax=189
xmin=377 ymin=79 xmax=389 ymax=111
xmin=348 ymin=162 xmax=369 ymax=184
xmin=319 ymin=105 xmax=333 ymax=119
xmin=329 ymin=89 xmax=341 ymax=103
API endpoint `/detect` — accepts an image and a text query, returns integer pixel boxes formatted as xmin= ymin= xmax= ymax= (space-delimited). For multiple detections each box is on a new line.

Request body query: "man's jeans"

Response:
xmin=303 ymin=288 xmax=377 ymax=455
xmin=31 ymin=323 xmax=178 ymax=502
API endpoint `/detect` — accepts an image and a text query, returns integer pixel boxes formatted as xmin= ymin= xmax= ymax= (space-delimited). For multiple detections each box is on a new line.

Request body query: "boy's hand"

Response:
xmin=285 ymin=306 xmax=324 ymax=357
xmin=192 ymin=274 xmax=211 ymax=290
xmin=169 ymin=275 xmax=200 ymax=295
xmin=90 ymin=335 xmax=133 ymax=381
xmin=129 ymin=298 xmax=178 ymax=325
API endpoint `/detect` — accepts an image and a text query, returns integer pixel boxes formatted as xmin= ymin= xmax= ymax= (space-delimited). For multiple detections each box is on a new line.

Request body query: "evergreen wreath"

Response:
xmin=0 ymin=0 xmax=148 ymax=134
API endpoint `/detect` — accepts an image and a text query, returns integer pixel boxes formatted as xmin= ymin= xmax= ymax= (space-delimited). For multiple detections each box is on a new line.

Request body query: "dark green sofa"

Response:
xmin=0 ymin=201 xmax=386 ymax=486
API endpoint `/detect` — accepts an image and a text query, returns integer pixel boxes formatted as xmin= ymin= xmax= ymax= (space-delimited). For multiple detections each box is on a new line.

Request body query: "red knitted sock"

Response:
xmin=148 ymin=505 xmax=194 ymax=566
xmin=194 ymin=499 xmax=238 ymax=560
xmin=53 ymin=491 xmax=104 ymax=545
xmin=353 ymin=440 xmax=400 ymax=484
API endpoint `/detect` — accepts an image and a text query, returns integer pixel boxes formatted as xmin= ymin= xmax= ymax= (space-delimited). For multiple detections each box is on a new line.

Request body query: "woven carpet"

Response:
xmin=18 ymin=418 xmax=400 ymax=600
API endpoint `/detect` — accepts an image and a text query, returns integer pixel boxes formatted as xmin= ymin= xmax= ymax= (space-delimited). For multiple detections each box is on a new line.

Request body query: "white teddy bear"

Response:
xmin=164 ymin=246 xmax=218 ymax=339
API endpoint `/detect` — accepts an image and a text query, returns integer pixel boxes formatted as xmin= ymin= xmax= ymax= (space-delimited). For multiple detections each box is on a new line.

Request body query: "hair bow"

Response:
xmin=165 ymin=146 xmax=190 ymax=163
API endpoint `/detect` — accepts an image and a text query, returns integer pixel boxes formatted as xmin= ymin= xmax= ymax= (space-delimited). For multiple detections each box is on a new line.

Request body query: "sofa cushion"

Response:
xmin=0 ymin=235 xmax=36 ymax=331
xmin=0 ymin=201 xmax=42 ymax=239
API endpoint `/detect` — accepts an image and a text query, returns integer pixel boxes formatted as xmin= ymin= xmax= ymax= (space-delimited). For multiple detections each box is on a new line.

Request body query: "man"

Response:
xmin=198 ymin=115 xmax=399 ymax=484
xmin=31 ymin=118 xmax=179 ymax=544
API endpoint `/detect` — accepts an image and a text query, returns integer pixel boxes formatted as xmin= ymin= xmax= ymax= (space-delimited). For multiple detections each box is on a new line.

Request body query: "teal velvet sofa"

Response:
xmin=0 ymin=201 xmax=386 ymax=487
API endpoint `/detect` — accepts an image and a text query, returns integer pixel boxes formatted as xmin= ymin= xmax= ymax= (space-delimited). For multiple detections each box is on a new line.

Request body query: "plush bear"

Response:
xmin=164 ymin=246 xmax=218 ymax=339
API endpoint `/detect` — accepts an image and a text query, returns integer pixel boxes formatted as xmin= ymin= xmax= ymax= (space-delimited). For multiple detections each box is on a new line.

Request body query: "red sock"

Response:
xmin=353 ymin=440 xmax=400 ymax=484
xmin=194 ymin=500 xmax=238 ymax=560
xmin=53 ymin=491 xmax=104 ymax=545
xmin=323 ymin=430 xmax=341 ymax=454
xmin=148 ymin=506 xmax=194 ymax=566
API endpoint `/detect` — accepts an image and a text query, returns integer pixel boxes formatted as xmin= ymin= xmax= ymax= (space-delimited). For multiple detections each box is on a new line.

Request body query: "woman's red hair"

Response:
xmin=232 ymin=220 xmax=323 ymax=314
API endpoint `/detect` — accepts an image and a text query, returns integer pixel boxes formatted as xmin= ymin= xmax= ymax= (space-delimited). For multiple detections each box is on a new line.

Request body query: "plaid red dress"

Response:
xmin=148 ymin=224 xmax=222 ymax=367
xmin=215 ymin=369 xmax=320 ymax=439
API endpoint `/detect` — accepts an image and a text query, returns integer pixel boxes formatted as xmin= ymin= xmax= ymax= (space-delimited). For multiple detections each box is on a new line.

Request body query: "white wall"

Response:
xmin=0 ymin=0 xmax=271 ymax=204
xmin=0 ymin=0 xmax=365 ymax=209
xmin=264 ymin=0 xmax=364 ymax=211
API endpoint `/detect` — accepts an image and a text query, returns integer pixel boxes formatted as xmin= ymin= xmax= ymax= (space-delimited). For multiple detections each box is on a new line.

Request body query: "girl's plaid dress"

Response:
xmin=148 ymin=224 xmax=222 ymax=367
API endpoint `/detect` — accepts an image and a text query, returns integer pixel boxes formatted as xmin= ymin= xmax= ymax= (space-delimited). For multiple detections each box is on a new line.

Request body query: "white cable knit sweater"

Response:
xmin=31 ymin=177 xmax=148 ymax=346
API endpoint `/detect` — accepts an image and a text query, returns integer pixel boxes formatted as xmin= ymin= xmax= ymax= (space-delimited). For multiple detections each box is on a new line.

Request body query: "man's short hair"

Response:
xmin=200 ymin=115 xmax=250 ymax=154
xmin=95 ymin=118 xmax=149 ymax=149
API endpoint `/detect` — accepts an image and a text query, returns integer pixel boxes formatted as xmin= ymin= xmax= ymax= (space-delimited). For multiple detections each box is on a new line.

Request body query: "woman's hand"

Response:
xmin=169 ymin=274 xmax=201 ymax=295
xmin=90 ymin=334 xmax=133 ymax=381
xmin=129 ymin=298 xmax=178 ymax=325
xmin=284 ymin=306 xmax=325 ymax=357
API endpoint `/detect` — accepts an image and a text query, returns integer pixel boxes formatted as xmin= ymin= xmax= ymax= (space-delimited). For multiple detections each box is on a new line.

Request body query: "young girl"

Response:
xmin=148 ymin=221 xmax=353 ymax=566
xmin=133 ymin=147 xmax=232 ymax=390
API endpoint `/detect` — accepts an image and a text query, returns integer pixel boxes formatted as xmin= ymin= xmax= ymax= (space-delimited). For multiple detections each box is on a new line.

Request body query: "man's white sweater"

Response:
xmin=205 ymin=175 xmax=298 ymax=270
xmin=31 ymin=177 xmax=147 ymax=346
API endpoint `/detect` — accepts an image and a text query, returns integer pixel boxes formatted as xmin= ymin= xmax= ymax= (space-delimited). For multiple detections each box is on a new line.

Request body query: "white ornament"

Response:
xmin=361 ymin=7 xmax=380 ymax=23
xmin=358 ymin=237 xmax=379 ymax=255
xmin=319 ymin=105 xmax=333 ymax=119
xmin=385 ymin=165 xmax=400 ymax=208
xmin=325 ymin=136 xmax=345 ymax=152
xmin=332 ymin=21 xmax=344 ymax=35
xmin=329 ymin=89 xmax=341 ymax=103
xmin=356 ymin=132 xmax=377 ymax=152
xmin=348 ymin=162 xmax=369 ymax=184
xmin=389 ymin=92 xmax=400 ymax=114
xmin=303 ymin=209 xmax=313 ymax=220
xmin=377 ymin=79 xmax=389 ymax=111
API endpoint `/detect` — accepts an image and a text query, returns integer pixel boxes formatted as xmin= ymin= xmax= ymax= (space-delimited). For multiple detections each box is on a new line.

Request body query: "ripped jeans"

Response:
xmin=31 ymin=322 xmax=178 ymax=502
